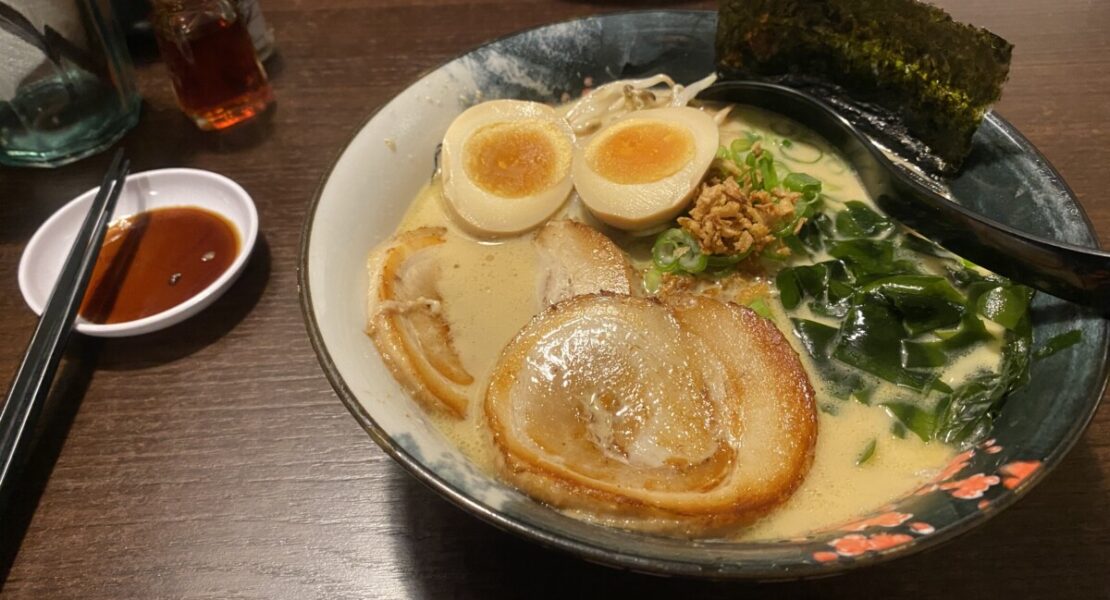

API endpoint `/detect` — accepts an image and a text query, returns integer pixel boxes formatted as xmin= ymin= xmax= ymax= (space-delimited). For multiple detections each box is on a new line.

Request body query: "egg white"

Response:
xmin=441 ymin=100 xmax=575 ymax=237
xmin=572 ymin=106 xmax=719 ymax=231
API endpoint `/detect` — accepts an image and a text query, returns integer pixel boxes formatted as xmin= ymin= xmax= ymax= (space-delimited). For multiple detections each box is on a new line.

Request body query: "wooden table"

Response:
xmin=1 ymin=1 xmax=1107 ymax=597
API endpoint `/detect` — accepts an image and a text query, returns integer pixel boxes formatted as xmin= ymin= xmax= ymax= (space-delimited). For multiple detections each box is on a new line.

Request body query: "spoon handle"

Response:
xmin=877 ymin=171 xmax=1110 ymax=307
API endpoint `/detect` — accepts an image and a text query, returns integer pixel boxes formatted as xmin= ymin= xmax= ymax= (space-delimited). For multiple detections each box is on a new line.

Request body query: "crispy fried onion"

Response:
xmin=485 ymin=293 xmax=817 ymax=534
xmin=366 ymin=227 xmax=473 ymax=417
xmin=679 ymin=176 xmax=800 ymax=257
xmin=534 ymin=220 xmax=636 ymax=308
xmin=563 ymin=73 xmax=717 ymax=136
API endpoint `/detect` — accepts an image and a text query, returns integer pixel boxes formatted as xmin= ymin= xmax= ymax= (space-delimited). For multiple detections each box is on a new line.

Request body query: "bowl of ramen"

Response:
xmin=299 ymin=10 xmax=1108 ymax=578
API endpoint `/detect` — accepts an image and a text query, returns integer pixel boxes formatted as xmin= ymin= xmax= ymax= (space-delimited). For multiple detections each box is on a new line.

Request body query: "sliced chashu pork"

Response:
xmin=484 ymin=293 xmax=817 ymax=535
xmin=366 ymin=227 xmax=473 ymax=418
xmin=534 ymin=220 xmax=636 ymax=307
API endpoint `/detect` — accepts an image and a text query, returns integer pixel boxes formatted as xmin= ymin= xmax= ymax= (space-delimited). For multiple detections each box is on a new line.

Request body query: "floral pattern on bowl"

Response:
xmin=809 ymin=436 xmax=1046 ymax=564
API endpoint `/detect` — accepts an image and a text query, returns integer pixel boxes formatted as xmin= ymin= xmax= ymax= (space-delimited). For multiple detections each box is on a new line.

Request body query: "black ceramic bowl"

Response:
xmin=301 ymin=10 xmax=1108 ymax=579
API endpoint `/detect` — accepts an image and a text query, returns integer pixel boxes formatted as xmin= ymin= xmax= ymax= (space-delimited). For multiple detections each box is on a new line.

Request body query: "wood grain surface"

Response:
xmin=0 ymin=1 xmax=1107 ymax=598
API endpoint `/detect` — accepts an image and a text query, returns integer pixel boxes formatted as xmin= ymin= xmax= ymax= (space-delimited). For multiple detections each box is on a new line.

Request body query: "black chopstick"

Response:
xmin=0 ymin=149 xmax=130 ymax=509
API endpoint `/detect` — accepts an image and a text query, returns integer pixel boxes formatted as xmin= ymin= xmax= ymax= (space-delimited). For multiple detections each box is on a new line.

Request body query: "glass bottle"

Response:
xmin=150 ymin=0 xmax=273 ymax=131
xmin=0 ymin=0 xmax=142 ymax=167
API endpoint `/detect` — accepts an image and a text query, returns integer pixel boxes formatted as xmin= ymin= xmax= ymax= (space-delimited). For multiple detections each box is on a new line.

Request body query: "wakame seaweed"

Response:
xmin=682 ymin=116 xmax=1031 ymax=448
xmin=716 ymin=0 xmax=1013 ymax=171
xmin=774 ymin=197 xmax=1034 ymax=447
xmin=1033 ymin=330 xmax=1083 ymax=360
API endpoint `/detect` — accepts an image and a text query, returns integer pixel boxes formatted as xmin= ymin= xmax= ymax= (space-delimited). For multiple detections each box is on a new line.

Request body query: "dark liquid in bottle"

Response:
xmin=156 ymin=13 xmax=273 ymax=130
xmin=79 ymin=206 xmax=240 ymax=324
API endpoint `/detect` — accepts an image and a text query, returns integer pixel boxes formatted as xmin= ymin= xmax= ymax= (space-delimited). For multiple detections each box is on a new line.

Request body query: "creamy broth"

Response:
xmin=392 ymin=182 xmax=954 ymax=540
xmin=370 ymin=102 xmax=1011 ymax=539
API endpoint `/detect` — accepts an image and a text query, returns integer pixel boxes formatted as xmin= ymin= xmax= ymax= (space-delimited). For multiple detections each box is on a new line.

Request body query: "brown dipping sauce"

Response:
xmin=79 ymin=206 xmax=240 ymax=324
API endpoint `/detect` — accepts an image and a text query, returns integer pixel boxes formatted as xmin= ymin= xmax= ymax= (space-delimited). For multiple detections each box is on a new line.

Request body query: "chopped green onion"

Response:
xmin=746 ymin=297 xmax=773 ymax=319
xmin=678 ymin=248 xmax=709 ymax=273
xmin=744 ymin=149 xmax=759 ymax=167
xmin=707 ymin=250 xmax=750 ymax=268
xmin=652 ymin=228 xmax=706 ymax=274
xmin=651 ymin=229 xmax=687 ymax=272
xmin=730 ymin=134 xmax=761 ymax=164
xmin=730 ymin=137 xmax=753 ymax=154
xmin=855 ymin=439 xmax=877 ymax=465
xmin=643 ymin=266 xmax=664 ymax=294
xmin=759 ymin=156 xmax=779 ymax=190
xmin=783 ymin=172 xmax=822 ymax=196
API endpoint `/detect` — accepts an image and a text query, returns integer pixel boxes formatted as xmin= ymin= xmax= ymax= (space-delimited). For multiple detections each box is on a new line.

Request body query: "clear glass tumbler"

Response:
xmin=0 ymin=0 xmax=142 ymax=168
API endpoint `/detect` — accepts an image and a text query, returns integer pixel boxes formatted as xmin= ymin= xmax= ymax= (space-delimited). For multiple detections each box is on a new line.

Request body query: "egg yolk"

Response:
xmin=587 ymin=120 xmax=695 ymax=185
xmin=463 ymin=121 xmax=567 ymax=199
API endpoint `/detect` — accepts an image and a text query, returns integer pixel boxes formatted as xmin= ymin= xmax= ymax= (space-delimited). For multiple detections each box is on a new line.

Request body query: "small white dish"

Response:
xmin=19 ymin=168 xmax=259 ymax=338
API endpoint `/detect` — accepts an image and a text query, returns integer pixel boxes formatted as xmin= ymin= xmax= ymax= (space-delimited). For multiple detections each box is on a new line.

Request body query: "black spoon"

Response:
xmin=701 ymin=80 xmax=1110 ymax=309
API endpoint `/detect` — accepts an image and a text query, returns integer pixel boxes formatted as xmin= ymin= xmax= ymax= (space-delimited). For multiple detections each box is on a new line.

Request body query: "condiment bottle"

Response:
xmin=150 ymin=0 xmax=274 ymax=130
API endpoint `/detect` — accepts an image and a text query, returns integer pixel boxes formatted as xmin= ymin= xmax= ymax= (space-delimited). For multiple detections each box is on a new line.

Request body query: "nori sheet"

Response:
xmin=716 ymin=0 xmax=1013 ymax=173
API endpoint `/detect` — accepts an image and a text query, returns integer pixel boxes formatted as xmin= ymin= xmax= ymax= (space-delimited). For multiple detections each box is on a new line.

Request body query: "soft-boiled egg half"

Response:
xmin=441 ymin=100 xmax=575 ymax=236
xmin=572 ymin=107 xmax=718 ymax=231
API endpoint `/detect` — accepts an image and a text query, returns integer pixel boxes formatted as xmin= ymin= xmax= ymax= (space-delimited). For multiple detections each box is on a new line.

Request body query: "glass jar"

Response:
xmin=151 ymin=0 xmax=273 ymax=130
xmin=0 ymin=0 xmax=142 ymax=167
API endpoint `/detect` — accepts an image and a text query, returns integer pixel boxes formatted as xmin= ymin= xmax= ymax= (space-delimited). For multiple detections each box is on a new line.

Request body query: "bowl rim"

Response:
xmin=19 ymin=167 xmax=259 ymax=337
xmin=297 ymin=9 xmax=1110 ymax=579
